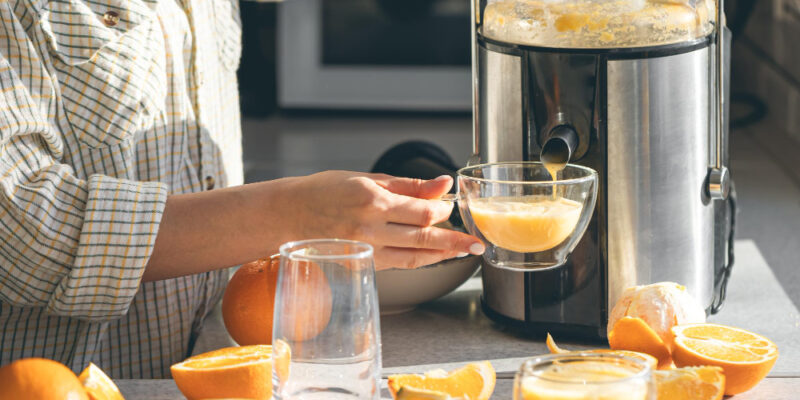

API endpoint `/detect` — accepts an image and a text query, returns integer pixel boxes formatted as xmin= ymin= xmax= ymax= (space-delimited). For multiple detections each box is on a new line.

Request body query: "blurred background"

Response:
xmin=236 ymin=0 xmax=799 ymax=307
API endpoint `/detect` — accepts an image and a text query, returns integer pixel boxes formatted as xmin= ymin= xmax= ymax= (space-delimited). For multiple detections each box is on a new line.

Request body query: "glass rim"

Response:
xmin=518 ymin=353 xmax=652 ymax=385
xmin=457 ymin=161 xmax=598 ymax=186
xmin=279 ymin=239 xmax=374 ymax=262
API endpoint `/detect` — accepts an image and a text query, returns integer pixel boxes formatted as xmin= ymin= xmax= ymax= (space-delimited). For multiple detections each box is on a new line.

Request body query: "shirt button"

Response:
xmin=196 ymin=70 xmax=206 ymax=87
xmin=102 ymin=11 xmax=120 ymax=27
xmin=205 ymin=176 xmax=215 ymax=190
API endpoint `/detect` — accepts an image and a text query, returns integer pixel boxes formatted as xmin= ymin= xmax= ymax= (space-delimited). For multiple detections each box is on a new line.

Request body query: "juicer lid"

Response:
xmin=481 ymin=0 xmax=716 ymax=49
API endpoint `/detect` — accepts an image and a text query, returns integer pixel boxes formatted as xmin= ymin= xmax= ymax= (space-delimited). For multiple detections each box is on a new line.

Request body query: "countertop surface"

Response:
xmin=118 ymin=240 xmax=800 ymax=399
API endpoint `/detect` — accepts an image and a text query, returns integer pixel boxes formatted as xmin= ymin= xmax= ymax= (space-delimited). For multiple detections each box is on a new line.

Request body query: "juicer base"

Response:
xmin=480 ymin=296 xmax=607 ymax=343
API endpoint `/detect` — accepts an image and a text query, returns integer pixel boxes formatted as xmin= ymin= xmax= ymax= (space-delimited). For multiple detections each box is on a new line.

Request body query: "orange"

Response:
xmin=222 ymin=255 xmax=281 ymax=346
xmin=653 ymin=366 xmax=725 ymax=400
xmin=275 ymin=259 xmax=333 ymax=342
xmin=387 ymin=361 xmax=495 ymax=400
xmin=608 ymin=316 xmax=673 ymax=369
xmin=170 ymin=344 xmax=289 ymax=400
xmin=223 ymin=255 xmax=333 ymax=345
xmin=0 ymin=358 xmax=89 ymax=400
xmin=671 ymin=323 xmax=778 ymax=395
xmin=78 ymin=363 xmax=124 ymax=400
xmin=608 ymin=282 xmax=705 ymax=344
xmin=546 ymin=333 xmax=658 ymax=370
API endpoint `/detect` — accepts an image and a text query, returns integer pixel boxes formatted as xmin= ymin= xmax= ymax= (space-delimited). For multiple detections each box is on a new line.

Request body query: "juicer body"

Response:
xmin=474 ymin=32 xmax=733 ymax=338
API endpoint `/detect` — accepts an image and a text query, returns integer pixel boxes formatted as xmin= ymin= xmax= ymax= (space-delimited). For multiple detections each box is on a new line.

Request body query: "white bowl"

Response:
xmin=376 ymin=255 xmax=481 ymax=315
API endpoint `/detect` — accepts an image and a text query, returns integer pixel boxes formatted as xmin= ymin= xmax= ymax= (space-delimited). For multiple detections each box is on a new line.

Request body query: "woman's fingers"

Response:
xmin=381 ymin=194 xmax=455 ymax=227
xmin=371 ymin=224 xmax=484 ymax=255
xmin=373 ymin=247 xmax=464 ymax=270
xmin=372 ymin=174 xmax=453 ymax=200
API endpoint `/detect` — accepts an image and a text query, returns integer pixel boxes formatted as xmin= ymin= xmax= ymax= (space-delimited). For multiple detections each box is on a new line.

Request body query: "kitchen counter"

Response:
xmin=118 ymin=240 xmax=800 ymax=399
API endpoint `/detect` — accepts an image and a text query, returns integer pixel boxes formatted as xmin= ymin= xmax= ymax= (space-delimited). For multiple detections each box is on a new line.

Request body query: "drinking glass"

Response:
xmin=455 ymin=161 xmax=598 ymax=270
xmin=272 ymin=239 xmax=381 ymax=400
xmin=514 ymin=353 xmax=655 ymax=400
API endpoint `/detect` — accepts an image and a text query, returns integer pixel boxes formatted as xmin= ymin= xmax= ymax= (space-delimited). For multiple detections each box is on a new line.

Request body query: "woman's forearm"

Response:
xmin=142 ymin=178 xmax=298 ymax=282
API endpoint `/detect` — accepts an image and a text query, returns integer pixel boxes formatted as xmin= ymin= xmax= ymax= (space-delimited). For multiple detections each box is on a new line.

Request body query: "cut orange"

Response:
xmin=608 ymin=317 xmax=672 ymax=369
xmin=671 ymin=323 xmax=778 ymax=395
xmin=388 ymin=361 xmax=496 ymax=400
xmin=0 ymin=358 xmax=89 ymax=400
xmin=654 ymin=366 xmax=725 ymax=400
xmin=546 ymin=333 xmax=658 ymax=370
xmin=170 ymin=344 xmax=289 ymax=400
xmin=78 ymin=363 xmax=124 ymax=400
xmin=395 ymin=386 xmax=451 ymax=400
xmin=545 ymin=333 xmax=566 ymax=354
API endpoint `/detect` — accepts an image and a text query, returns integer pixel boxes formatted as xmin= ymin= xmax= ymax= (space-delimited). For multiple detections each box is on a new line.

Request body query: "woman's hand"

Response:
xmin=284 ymin=171 xmax=484 ymax=270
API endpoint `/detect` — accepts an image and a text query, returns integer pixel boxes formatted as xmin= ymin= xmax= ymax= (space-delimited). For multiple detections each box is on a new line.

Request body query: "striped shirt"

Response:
xmin=0 ymin=0 xmax=243 ymax=378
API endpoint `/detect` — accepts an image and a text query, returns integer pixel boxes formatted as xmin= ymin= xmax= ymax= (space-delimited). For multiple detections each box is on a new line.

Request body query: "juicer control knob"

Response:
xmin=708 ymin=166 xmax=730 ymax=200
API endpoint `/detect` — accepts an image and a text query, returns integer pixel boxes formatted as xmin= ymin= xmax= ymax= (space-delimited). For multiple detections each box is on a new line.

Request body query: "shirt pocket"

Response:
xmin=212 ymin=0 xmax=242 ymax=71
xmin=39 ymin=0 xmax=166 ymax=148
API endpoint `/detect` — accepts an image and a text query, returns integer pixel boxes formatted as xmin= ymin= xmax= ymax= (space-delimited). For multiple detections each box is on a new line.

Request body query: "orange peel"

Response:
xmin=608 ymin=316 xmax=672 ymax=369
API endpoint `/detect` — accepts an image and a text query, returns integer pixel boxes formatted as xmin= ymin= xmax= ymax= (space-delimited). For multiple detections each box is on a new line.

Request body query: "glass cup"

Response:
xmin=455 ymin=162 xmax=598 ymax=270
xmin=514 ymin=353 xmax=656 ymax=400
xmin=272 ymin=239 xmax=381 ymax=400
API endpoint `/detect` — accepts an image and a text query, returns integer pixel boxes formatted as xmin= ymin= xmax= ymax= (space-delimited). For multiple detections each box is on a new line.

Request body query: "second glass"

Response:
xmin=514 ymin=353 xmax=655 ymax=400
xmin=272 ymin=239 xmax=381 ymax=400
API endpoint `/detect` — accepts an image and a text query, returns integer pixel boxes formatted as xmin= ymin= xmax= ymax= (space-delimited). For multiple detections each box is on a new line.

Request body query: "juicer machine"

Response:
xmin=469 ymin=0 xmax=735 ymax=338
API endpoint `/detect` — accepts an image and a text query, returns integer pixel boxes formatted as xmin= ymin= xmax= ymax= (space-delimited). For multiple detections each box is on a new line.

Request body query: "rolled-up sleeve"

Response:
xmin=0 ymin=5 xmax=168 ymax=321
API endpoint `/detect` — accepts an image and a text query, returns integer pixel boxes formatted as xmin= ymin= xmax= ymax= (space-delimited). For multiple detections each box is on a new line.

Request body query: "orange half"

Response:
xmin=170 ymin=345 xmax=288 ymax=400
xmin=671 ymin=323 xmax=778 ymax=395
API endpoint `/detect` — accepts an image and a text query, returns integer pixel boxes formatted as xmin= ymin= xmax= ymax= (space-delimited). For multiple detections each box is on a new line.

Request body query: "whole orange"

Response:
xmin=0 ymin=358 xmax=89 ymax=400
xmin=222 ymin=255 xmax=333 ymax=345
xmin=276 ymin=259 xmax=333 ymax=342
xmin=222 ymin=255 xmax=281 ymax=346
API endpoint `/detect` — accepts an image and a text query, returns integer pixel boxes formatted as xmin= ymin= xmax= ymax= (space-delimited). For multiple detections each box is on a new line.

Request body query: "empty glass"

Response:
xmin=272 ymin=239 xmax=381 ymax=400
xmin=456 ymin=162 xmax=598 ymax=270
xmin=514 ymin=353 xmax=655 ymax=400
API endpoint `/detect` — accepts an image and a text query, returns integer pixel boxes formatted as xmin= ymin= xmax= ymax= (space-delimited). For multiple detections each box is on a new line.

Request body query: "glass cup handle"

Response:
xmin=440 ymin=193 xmax=459 ymax=203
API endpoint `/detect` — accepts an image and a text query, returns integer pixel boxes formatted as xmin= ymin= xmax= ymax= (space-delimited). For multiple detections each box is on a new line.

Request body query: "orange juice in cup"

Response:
xmin=469 ymin=195 xmax=582 ymax=253
xmin=514 ymin=354 xmax=654 ymax=400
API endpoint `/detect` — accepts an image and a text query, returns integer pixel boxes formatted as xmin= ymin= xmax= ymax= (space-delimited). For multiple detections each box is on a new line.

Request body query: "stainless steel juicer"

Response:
xmin=469 ymin=0 xmax=735 ymax=338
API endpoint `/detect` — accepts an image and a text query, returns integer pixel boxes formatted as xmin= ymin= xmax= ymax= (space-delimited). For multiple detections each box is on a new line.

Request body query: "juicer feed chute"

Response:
xmin=482 ymin=0 xmax=715 ymax=48
xmin=470 ymin=0 xmax=734 ymax=338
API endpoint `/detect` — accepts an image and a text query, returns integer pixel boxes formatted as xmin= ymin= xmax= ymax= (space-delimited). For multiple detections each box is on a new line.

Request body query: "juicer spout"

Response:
xmin=541 ymin=125 xmax=579 ymax=165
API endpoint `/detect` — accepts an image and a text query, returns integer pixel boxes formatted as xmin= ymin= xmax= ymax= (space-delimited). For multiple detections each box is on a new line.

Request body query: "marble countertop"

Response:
xmin=118 ymin=240 xmax=800 ymax=399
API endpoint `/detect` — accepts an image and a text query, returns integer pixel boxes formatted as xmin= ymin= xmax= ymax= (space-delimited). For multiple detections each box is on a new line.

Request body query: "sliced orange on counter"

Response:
xmin=170 ymin=344 xmax=289 ymax=400
xmin=79 ymin=363 xmax=125 ymax=400
xmin=608 ymin=316 xmax=673 ymax=369
xmin=387 ymin=361 xmax=496 ymax=400
xmin=654 ymin=366 xmax=725 ymax=400
xmin=546 ymin=333 xmax=659 ymax=370
xmin=395 ymin=386 xmax=452 ymax=400
xmin=671 ymin=323 xmax=778 ymax=395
